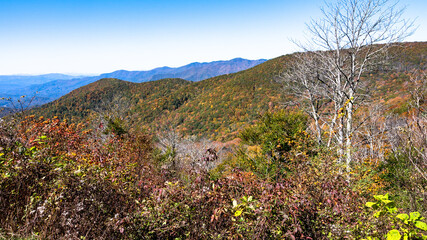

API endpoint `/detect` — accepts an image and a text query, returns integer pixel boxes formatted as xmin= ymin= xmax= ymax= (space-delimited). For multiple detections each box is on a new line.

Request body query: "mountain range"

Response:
xmin=0 ymin=58 xmax=266 ymax=108
xmin=0 ymin=73 xmax=80 ymax=92
xmin=28 ymin=42 xmax=427 ymax=140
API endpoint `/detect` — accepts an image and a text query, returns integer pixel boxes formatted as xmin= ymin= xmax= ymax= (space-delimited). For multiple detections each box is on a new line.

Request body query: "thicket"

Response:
xmin=1 ymin=107 xmax=425 ymax=239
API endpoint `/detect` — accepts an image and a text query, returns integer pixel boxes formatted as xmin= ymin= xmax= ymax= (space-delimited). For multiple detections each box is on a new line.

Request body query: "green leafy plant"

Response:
xmin=394 ymin=212 xmax=427 ymax=239
xmin=363 ymin=194 xmax=427 ymax=240
xmin=231 ymin=195 xmax=258 ymax=220
xmin=365 ymin=194 xmax=398 ymax=217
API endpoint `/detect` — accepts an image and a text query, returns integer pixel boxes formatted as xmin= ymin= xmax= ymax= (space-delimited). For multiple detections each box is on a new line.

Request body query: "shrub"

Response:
xmin=0 ymin=116 xmax=156 ymax=239
xmin=216 ymin=110 xmax=315 ymax=180
xmin=359 ymin=194 xmax=427 ymax=240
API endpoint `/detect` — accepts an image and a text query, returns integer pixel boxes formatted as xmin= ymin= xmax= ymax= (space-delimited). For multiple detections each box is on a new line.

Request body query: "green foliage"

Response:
xmin=104 ymin=117 xmax=127 ymax=137
xmin=231 ymin=195 xmax=257 ymax=219
xmin=216 ymin=110 xmax=314 ymax=179
xmin=379 ymin=147 xmax=426 ymax=214
xmin=362 ymin=194 xmax=427 ymax=240
xmin=240 ymin=110 xmax=309 ymax=161
xmin=365 ymin=194 xmax=398 ymax=217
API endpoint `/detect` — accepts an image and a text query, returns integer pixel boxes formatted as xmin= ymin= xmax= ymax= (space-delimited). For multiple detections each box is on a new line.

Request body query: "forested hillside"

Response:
xmin=30 ymin=42 xmax=426 ymax=140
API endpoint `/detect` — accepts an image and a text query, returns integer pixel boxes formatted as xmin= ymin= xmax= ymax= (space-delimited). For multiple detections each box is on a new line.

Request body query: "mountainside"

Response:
xmin=40 ymin=78 xmax=191 ymax=122
xmin=28 ymin=42 xmax=426 ymax=140
xmin=0 ymin=58 xmax=266 ymax=108
xmin=29 ymin=57 xmax=286 ymax=139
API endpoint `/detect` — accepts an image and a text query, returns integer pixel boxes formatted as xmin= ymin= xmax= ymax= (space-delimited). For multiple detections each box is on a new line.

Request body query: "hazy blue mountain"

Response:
xmin=99 ymin=58 xmax=267 ymax=82
xmin=0 ymin=58 xmax=266 ymax=108
xmin=0 ymin=73 xmax=80 ymax=91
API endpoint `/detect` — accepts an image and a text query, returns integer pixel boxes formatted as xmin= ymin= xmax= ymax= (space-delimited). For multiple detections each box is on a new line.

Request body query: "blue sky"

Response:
xmin=0 ymin=0 xmax=425 ymax=75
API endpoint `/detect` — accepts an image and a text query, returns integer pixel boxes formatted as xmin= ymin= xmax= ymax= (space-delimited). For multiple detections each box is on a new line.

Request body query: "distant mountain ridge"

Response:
xmin=0 ymin=58 xmax=266 ymax=108
xmin=0 ymin=73 xmax=80 ymax=92
xmin=100 ymin=58 xmax=267 ymax=82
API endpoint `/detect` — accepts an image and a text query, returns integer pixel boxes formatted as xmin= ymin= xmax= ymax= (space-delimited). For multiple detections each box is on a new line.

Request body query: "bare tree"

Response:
xmin=0 ymin=94 xmax=38 ymax=119
xmin=278 ymin=53 xmax=328 ymax=144
xmin=280 ymin=0 xmax=414 ymax=171
xmin=90 ymin=94 xmax=132 ymax=139
xmin=353 ymin=103 xmax=388 ymax=162
xmin=157 ymin=128 xmax=222 ymax=173
xmin=397 ymin=70 xmax=426 ymax=181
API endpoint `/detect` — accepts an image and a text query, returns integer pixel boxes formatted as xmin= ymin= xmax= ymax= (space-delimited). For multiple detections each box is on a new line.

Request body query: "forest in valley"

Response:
xmin=1 ymin=0 xmax=426 ymax=239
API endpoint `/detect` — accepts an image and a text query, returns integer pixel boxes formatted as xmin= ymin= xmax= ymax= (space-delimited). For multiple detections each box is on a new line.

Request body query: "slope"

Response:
xmin=36 ymin=78 xmax=192 ymax=123
xmin=30 ymin=56 xmax=287 ymax=140
xmin=28 ymin=42 xmax=426 ymax=140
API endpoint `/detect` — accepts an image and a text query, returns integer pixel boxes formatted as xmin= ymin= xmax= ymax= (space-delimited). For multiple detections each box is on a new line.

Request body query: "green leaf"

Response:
xmin=366 ymin=202 xmax=376 ymax=208
xmin=374 ymin=194 xmax=389 ymax=201
xmin=387 ymin=207 xmax=398 ymax=214
xmin=373 ymin=195 xmax=382 ymax=201
xmin=415 ymin=221 xmax=427 ymax=231
xmin=396 ymin=214 xmax=409 ymax=221
xmin=410 ymin=212 xmax=421 ymax=221
xmin=386 ymin=229 xmax=401 ymax=240
xmin=248 ymin=196 xmax=253 ymax=202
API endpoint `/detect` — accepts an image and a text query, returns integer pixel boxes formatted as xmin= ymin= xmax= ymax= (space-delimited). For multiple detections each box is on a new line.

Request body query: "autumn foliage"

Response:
xmin=1 ymin=108 xmax=424 ymax=239
xmin=0 ymin=43 xmax=426 ymax=239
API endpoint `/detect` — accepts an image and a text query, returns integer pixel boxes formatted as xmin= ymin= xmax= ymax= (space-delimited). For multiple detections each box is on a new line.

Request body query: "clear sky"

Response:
xmin=0 ymin=0 xmax=425 ymax=75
